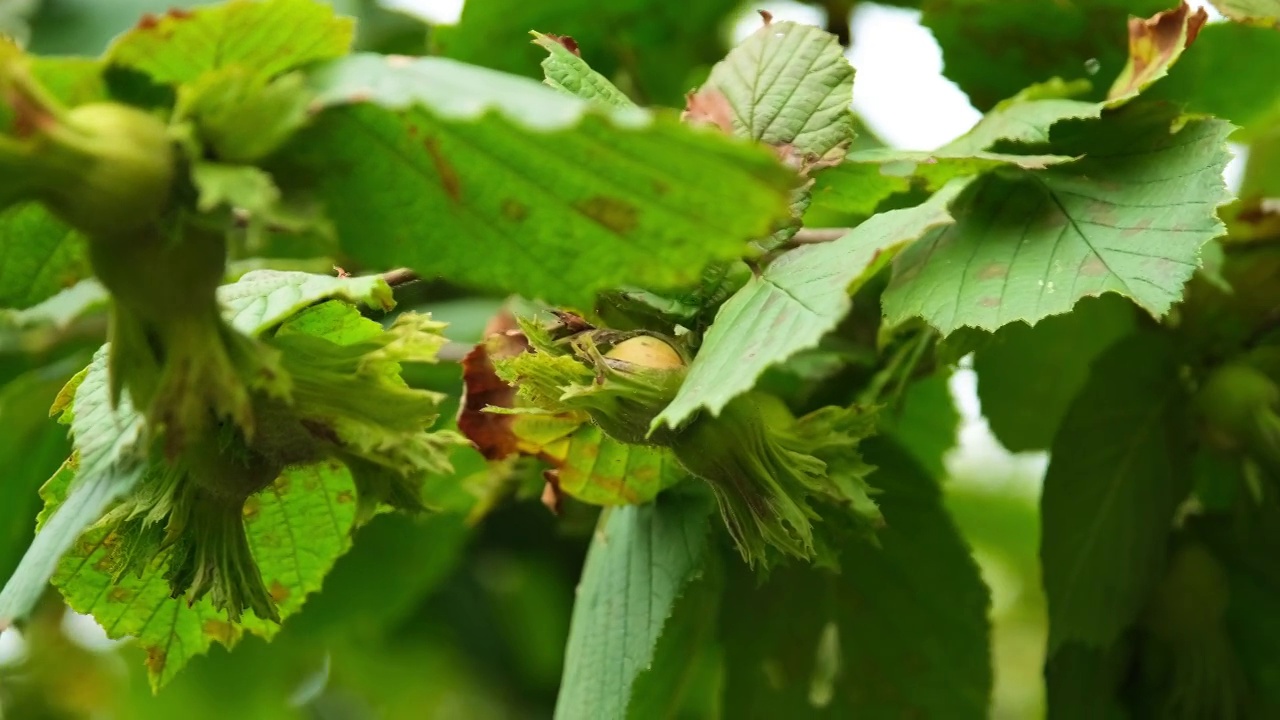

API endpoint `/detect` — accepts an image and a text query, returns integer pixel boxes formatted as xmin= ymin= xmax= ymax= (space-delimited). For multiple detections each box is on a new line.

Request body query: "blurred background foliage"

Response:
xmin=8 ymin=0 xmax=1259 ymax=717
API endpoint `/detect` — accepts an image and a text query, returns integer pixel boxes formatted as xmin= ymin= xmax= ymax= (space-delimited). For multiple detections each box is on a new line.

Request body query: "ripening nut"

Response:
xmin=44 ymin=102 xmax=175 ymax=236
xmin=604 ymin=335 xmax=686 ymax=370
xmin=1194 ymin=361 xmax=1280 ymax=452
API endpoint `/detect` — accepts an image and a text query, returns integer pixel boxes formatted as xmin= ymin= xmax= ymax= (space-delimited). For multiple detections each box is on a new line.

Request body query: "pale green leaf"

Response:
xmin=554 ymin=490 xmax=714 ymax=720
xmin=942 ymin=79 xmax=1103 ymax=156
xmin=655 ymin=179 xmax=966 ymax=430
xmin=217 ymin=269 xmax=394 ymax=336
xmin=700 ymin=20 xmax=854 ymax=157
xmin=0 ymin=203 xmax=87 ymax=309
xmin=49 ymin=461 xmax=358 ymax=689
xmin=1 ymin=279 xmax=107 ymax=332
xmin=1041 ymin=333 xmax=1191 ymax=652
xmin=533 ymin=32 xmax=634 ymax=108
xmin=0 ymin=348 xmax=143 ymax=622
xmin=883 ymin=104 xmax=1232 ymax=335
xmin=974 ymin=294 xmax=1135 ymax=452
xmin=0 ymin=361 xmax=78 ymax=586
xmin=719 ymin=440 xmax=991 ymax=717
xmin=107 ymin=0 xmax=354 ymax=86
xmin=809 ymin=148 xmax=1075 ymax=217
xmin=1211 ymin=0 xmax=1280 ymax=28
xmin=277 ymin=54 xmax=794 ymax=307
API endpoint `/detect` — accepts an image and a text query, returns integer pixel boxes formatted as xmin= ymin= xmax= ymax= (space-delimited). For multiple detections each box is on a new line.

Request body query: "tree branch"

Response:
xmin=381 ymin=268 xmax=421 ymax=287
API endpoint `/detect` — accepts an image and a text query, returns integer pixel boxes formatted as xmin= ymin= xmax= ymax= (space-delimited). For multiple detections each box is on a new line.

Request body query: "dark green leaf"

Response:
xmin=432 ymin=0 xmax=740 ymax=106
xmin=1143 ymin=22 xmax=1280 ymax=138
xmin=885 ymin=372 xmax=960 ymax=479
xmin=974 ymin=294 xmax=1135 ymax=452
xmin=279 ymin=54 xmax=795 ymax=308
xmin=922 ymin=0 xmax=1170 ymax=111
xmin=1040 ymin=332 xmax=1191 ymax=652
xmin=655 ymin=180 xmax=966 ymax=430
xmin=884 ymin=104 xmax=1232 ymax=335
xmin=719 ymin=440 xmax=991 ymax=718
xmin=554 ymin=489 xmax=715 ymax=720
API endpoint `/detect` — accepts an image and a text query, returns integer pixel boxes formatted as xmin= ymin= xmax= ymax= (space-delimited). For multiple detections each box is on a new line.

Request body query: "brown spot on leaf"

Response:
xmin=979 ymin=297 xmax=1002 ymax=308
xmin=544 ymin=34 xmax=581 ymax=56
xmin=1109 ymin=2 xmax=1208 ymax=101
xmin=1081 ymin=255 xmax=1108 ymax=277
xmin=682 ymin=88 xmax=736 ymax=135
xmin=336 ymin=489 xmax=354 ymax=504
xmin=424 ymin=136 xmax=462 ymax=203
xmin=1122 ymin=217 xmax=1153 ymax=238
xmin=347 ymin=90 xmax=372 ymax=103
xmin=1088 ymin=200 xmax=1118 ymax=226
xmin=145 ymin=645 xmax=167 ymax=676
xmin=457 ymin=311 xmax=531 ymax=460
xmin=166 ymin=8 xmax=193 ymax=19
xmin=574 ymin=196 xmax=639 ymax=234
xmin=108 ymin=587 xmax=132 ymax=603
xmin=93 ymin=555 xmax=114 ymax=573
xmin=203 ymin=619 xmax=236 ymax=644
xmin=269 ymin=581 xmax=290 ymax=603
xmin=137 ymin=13 xmax=160 ymax=30
xmin=242 ymin=496 xmax=260 ymax=521
xmin=977 ymin=263 xmax=1007 ymax=280
xmin=502 ymin=198 xmax=529 ymax=223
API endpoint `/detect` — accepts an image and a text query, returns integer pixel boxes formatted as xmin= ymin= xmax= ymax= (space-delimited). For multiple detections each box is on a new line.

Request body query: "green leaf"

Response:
xmin=533 ymin=32 xmax=634 ymax=108
xmin=1143 ymin=22 xmax=1280 ymax=138
xmin=180 ymin=69 xmax=313 ymax=163
xmin=1041 ymin=332 xmax=1191 ymax=652
xmin=49 ymin=461 xmax=358 ymax=689
xmin=625 ymin=557 xmax=723 ymax=720
xmin=883 ymin=104 xmax=1232 ymax=335
xmin=941 ymin=79 xmax=1103 ymax=156
xmin=974 ymin=294 xmax=1135 ymax=452
xmin=276 ymin=54 xmax=795 ymax=308
xmin=654 ymin=179 xmax=966 ymax=430
xmin=922 ymin=0 xmax=1170 ymax=111
xmin=216 ymin=268 xmax=394 ymax=336
xmin=514 ymin=416 xmax=686 ymax=505
xmin=1044 ymin=642 xmax=1131 ymax=720
xmin=885 ymin=372 xmax=960 ymax=479
xmin=809 ymin=148 xmax=1075 ymax=218
xmin=26 ymin=1 xmax=212 ymax=56
xmin=1211 ymin=0 xmax=1280 ymax=28
xmin=0 ymin=361 xmax=79 ymax=593
xmin=719 ymin=440 xmax=991 ymax=718
xmin=107 ymin=0 xmax=354 ymax=86
xmin=0 ymin=348 xmax=144 ymax=622
xmin=432 ymin=0 xmax=741 ymax=107
xmin=0 ymin=203 xmax=87 ymax=309
xmin=554 ymin=489 xmax=715 ymax=720
xmin=699 ymin=20 xmax=854 ymax=157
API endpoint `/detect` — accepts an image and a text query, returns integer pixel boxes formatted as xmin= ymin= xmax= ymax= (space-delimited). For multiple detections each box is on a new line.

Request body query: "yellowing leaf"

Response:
xmin=1108 ymin=2 xmax=1209 ymax=102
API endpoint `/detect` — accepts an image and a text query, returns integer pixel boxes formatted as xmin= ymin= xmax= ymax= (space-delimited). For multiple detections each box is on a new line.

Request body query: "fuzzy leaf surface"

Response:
xmin=883 ymin=105 xmax=1231 ymax=334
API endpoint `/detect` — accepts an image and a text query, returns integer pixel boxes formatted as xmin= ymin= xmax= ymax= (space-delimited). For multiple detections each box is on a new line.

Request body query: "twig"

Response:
xmin=381 ymin=267 xmax=421 ymax=287
xmin=790 ymin=228 xmax=851 ymax=244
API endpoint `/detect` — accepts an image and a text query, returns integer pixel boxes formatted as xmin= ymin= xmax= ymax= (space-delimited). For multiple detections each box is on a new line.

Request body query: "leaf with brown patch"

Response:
xmin=1108 ymin=2 xmax=1209 ymax=103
